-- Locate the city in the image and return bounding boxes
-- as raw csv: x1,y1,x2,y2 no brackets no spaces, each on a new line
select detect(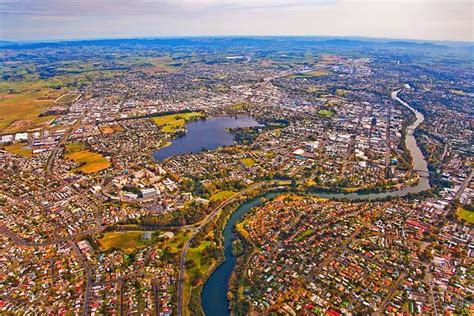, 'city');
0,2,473,314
